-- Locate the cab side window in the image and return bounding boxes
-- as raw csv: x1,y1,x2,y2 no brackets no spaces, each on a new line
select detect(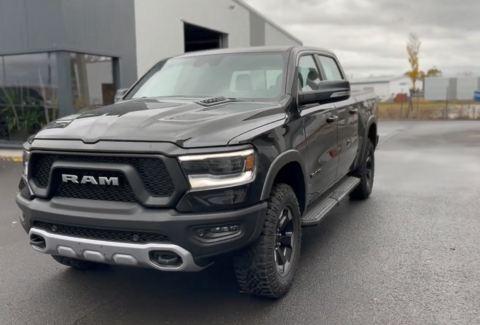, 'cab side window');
298,55,321,92
316,55,343,81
